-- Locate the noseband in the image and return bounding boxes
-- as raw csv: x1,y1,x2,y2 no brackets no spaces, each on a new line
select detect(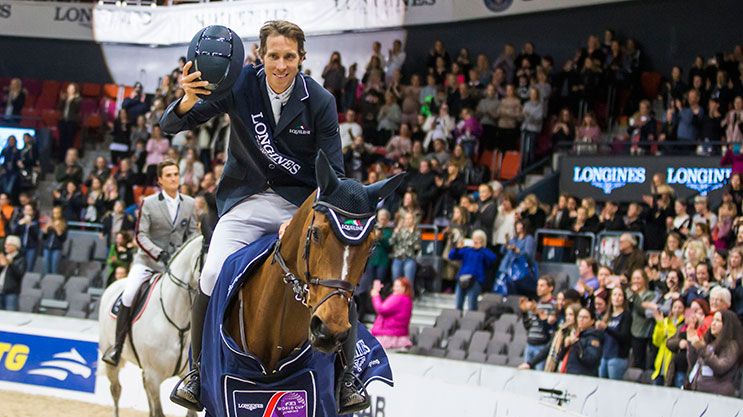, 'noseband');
272,202,372,313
